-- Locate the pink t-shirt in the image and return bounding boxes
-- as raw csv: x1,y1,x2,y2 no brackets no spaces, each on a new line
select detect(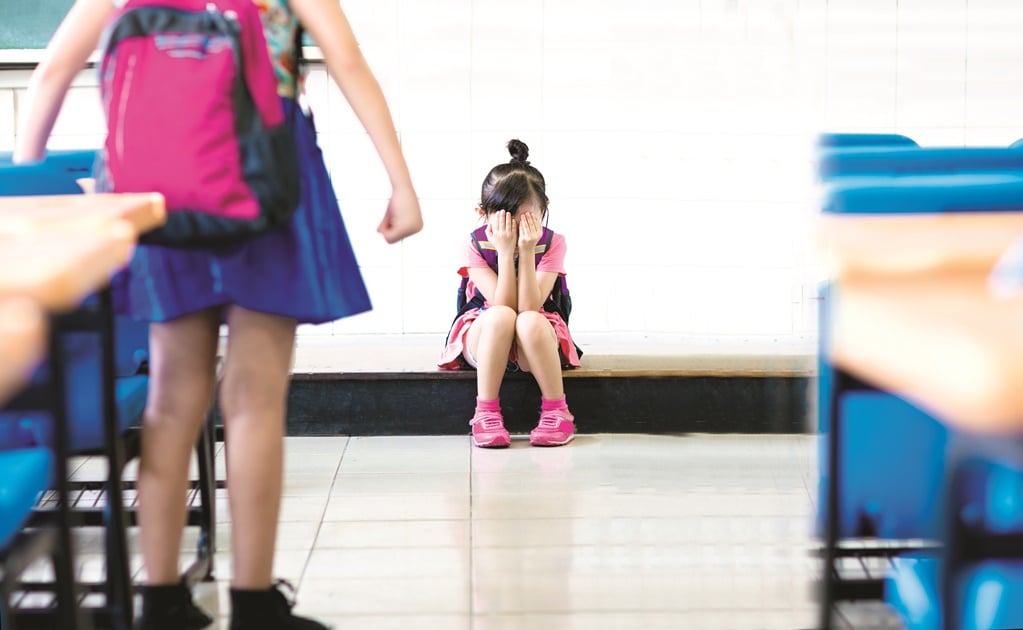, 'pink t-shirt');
458,232,567,302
